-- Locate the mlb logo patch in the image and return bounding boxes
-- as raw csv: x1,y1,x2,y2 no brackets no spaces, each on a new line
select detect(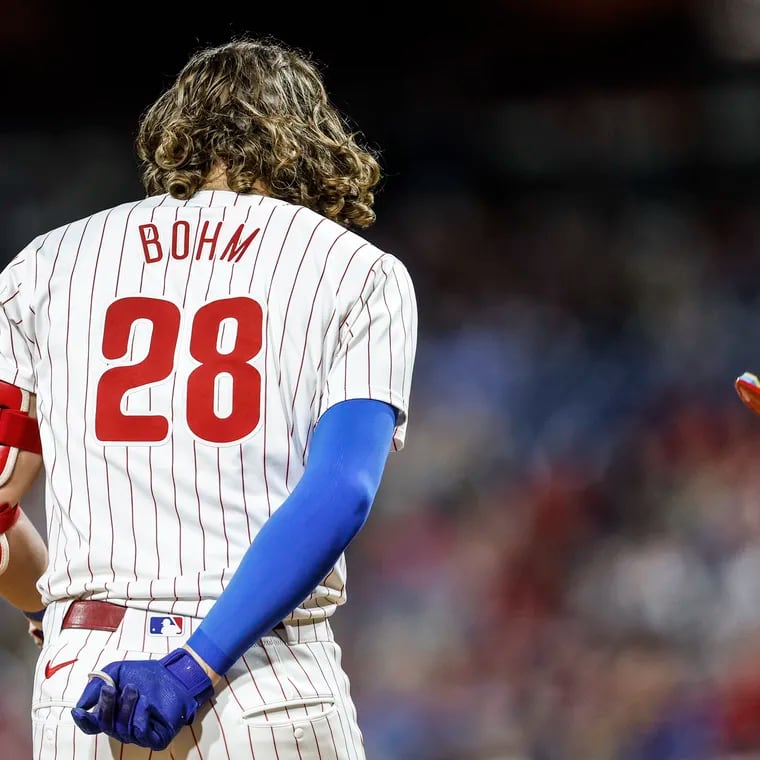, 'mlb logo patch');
148,615,184,637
